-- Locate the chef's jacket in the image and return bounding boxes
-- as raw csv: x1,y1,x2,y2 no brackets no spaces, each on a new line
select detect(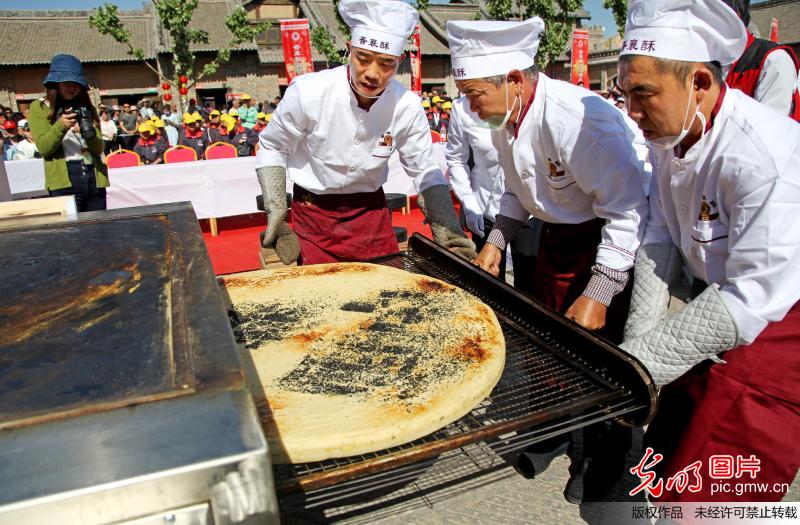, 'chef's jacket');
644,88,800,346
493,73,649,271
257,65,446,195
445,96,503,221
